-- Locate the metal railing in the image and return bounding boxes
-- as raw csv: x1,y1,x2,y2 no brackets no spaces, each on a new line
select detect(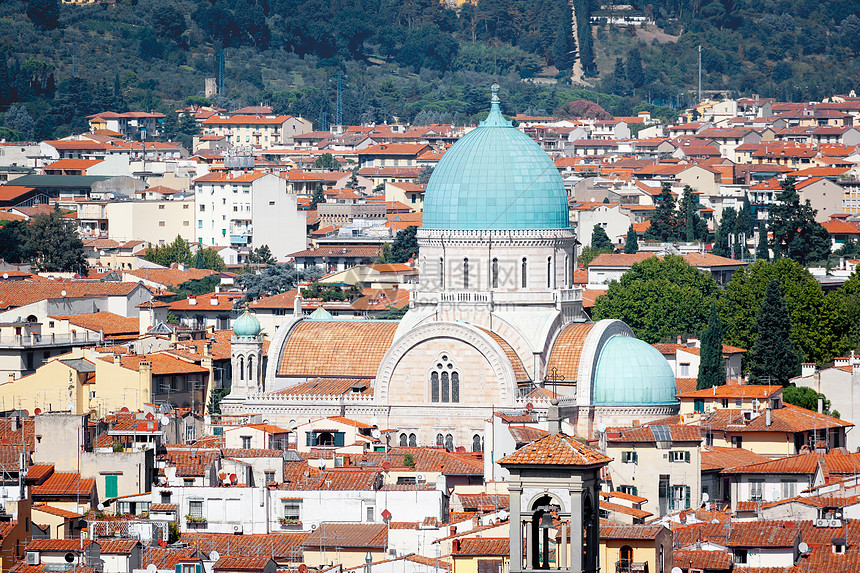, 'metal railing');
0,331,103,348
